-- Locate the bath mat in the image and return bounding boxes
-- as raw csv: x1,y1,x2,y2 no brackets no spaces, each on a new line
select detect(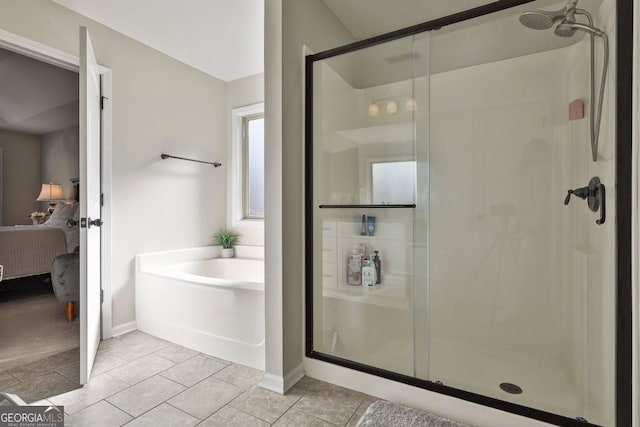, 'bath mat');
356,401,471,427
